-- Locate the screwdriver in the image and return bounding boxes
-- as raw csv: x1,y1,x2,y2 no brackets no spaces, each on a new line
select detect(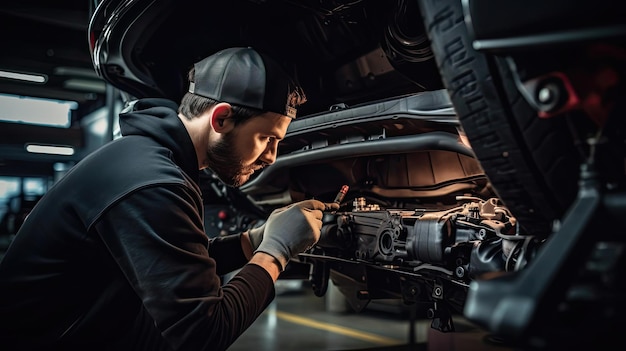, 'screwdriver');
333,185,349,204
